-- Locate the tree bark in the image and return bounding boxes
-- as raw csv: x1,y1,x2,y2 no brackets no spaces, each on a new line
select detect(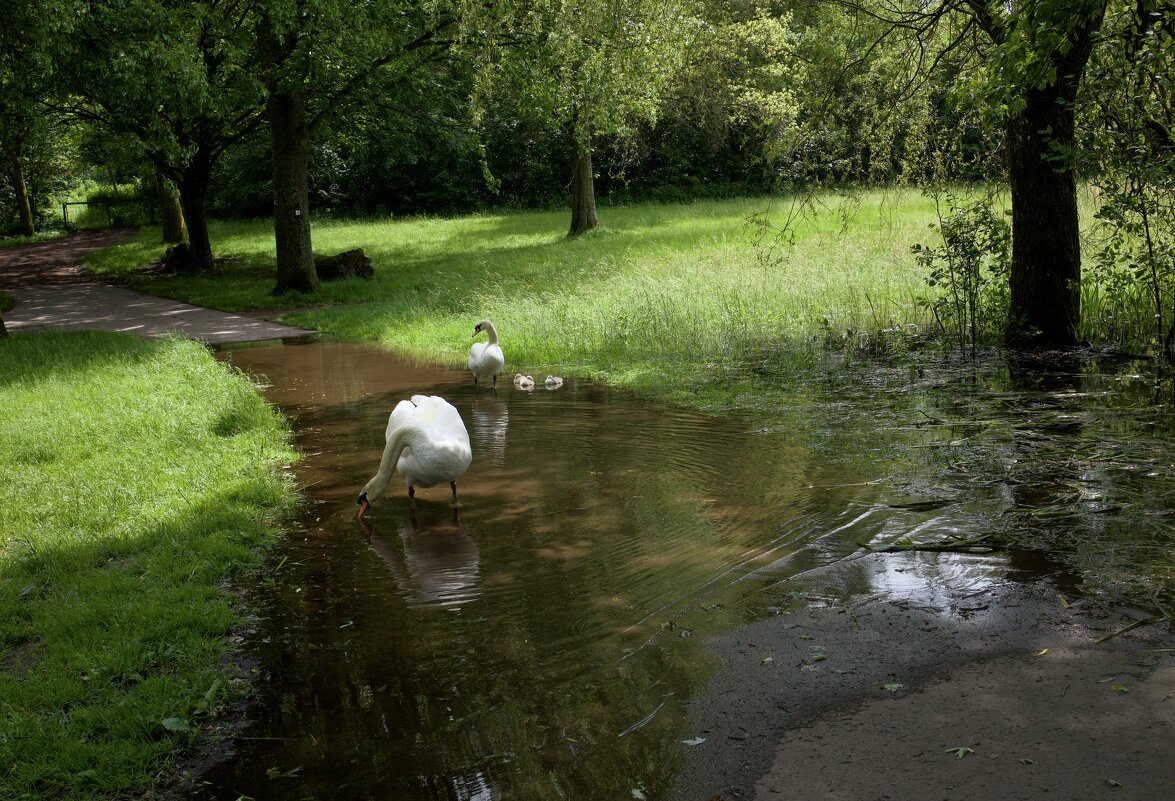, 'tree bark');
267,84,318,294
176,150,216,272
154,166,187,243
8,148,35,236
1003,4,1105,348
260,10,319,296
1004,90,1082,347
568,140,598,236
